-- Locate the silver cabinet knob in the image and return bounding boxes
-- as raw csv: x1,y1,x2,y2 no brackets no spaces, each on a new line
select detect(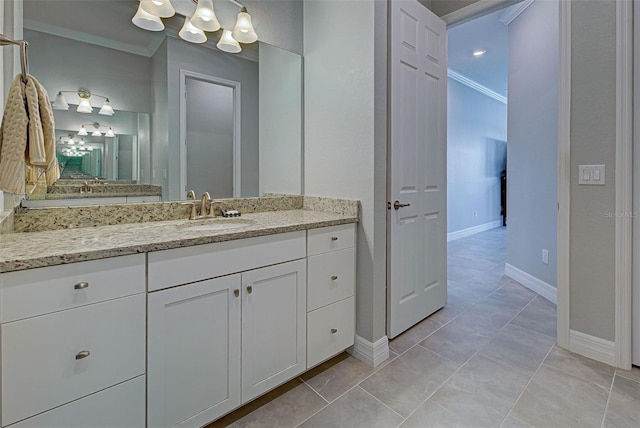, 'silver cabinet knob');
331,275,338,280
74,282,89,290
331,328,338,334
75,350,90,360
247,285,253,294
234,289,240,298
331,236,338,241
